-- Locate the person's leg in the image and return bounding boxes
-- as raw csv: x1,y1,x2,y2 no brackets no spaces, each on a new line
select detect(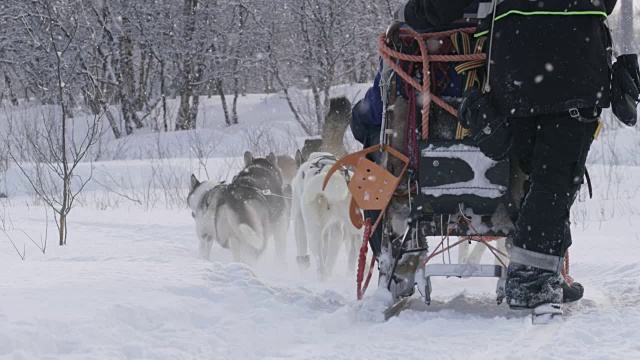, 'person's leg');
509,117,538,206
513,114,597,258
506,113,598,308
510,115,579,277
